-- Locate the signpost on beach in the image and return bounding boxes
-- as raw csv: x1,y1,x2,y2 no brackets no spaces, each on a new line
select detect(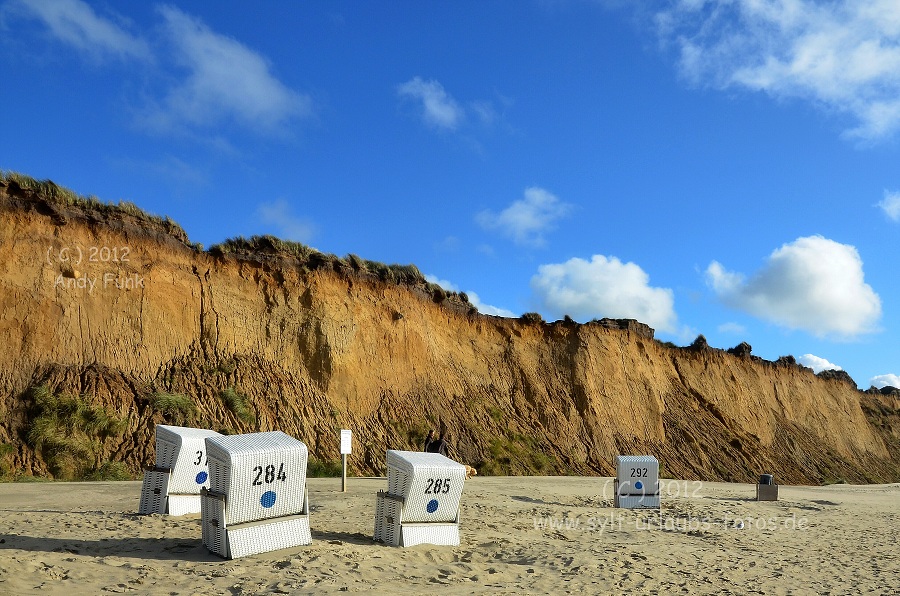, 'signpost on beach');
340,429,352,492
